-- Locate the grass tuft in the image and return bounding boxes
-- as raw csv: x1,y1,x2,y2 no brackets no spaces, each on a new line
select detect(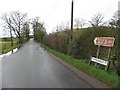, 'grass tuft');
43,44,119,88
